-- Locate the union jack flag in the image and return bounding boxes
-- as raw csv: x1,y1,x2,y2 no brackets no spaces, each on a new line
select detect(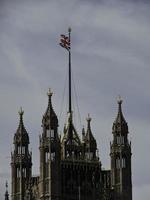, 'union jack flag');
59,34,70,51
